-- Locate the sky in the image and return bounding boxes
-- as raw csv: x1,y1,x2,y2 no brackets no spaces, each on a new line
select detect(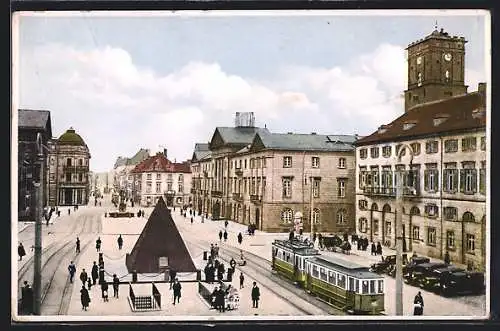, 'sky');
15,10,489,172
